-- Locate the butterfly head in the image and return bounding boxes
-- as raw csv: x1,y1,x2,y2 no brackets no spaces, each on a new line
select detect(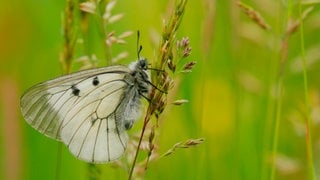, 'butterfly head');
129,58,148,71
137,58,148,71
